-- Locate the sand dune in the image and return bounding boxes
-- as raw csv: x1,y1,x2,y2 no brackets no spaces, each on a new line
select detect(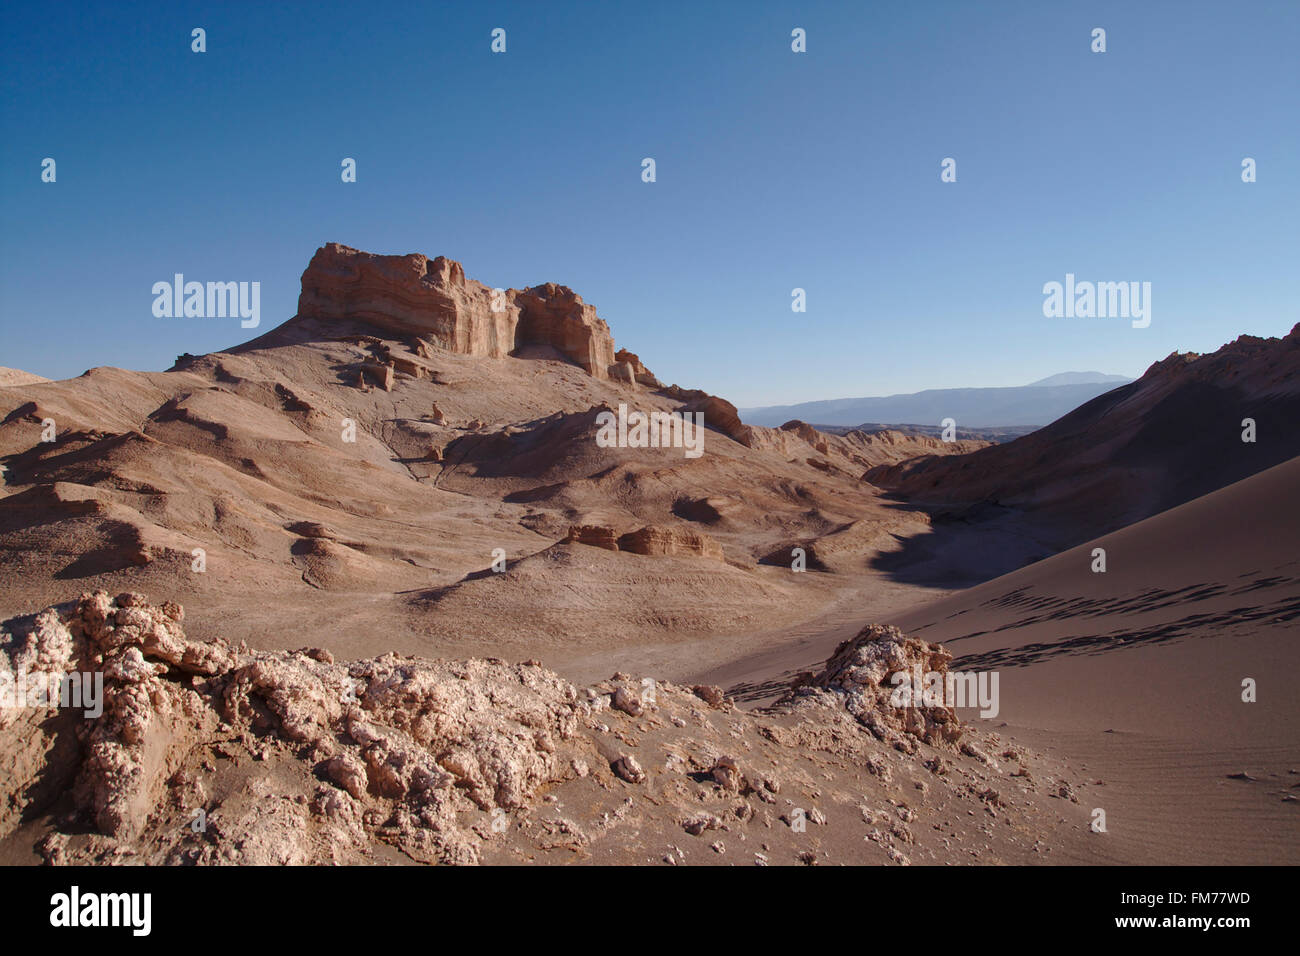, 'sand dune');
701,457,1300,864
892,457,1300,864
